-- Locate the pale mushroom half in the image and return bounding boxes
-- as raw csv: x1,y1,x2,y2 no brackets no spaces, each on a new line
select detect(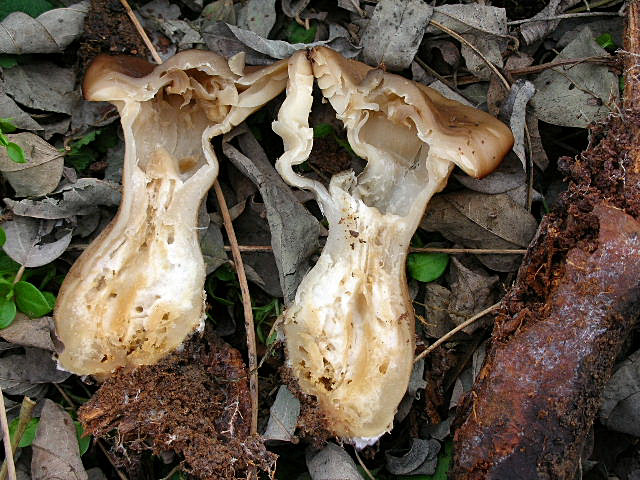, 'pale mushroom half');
273,48,513,444
55,51,288,376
